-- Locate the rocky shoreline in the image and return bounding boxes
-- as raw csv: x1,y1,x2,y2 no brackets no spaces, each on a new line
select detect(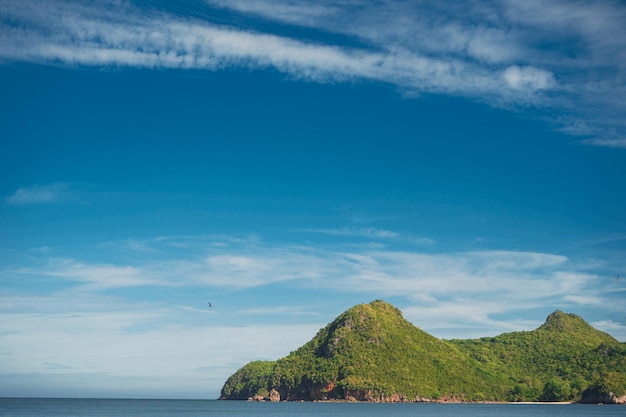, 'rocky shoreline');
242,389,625,404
